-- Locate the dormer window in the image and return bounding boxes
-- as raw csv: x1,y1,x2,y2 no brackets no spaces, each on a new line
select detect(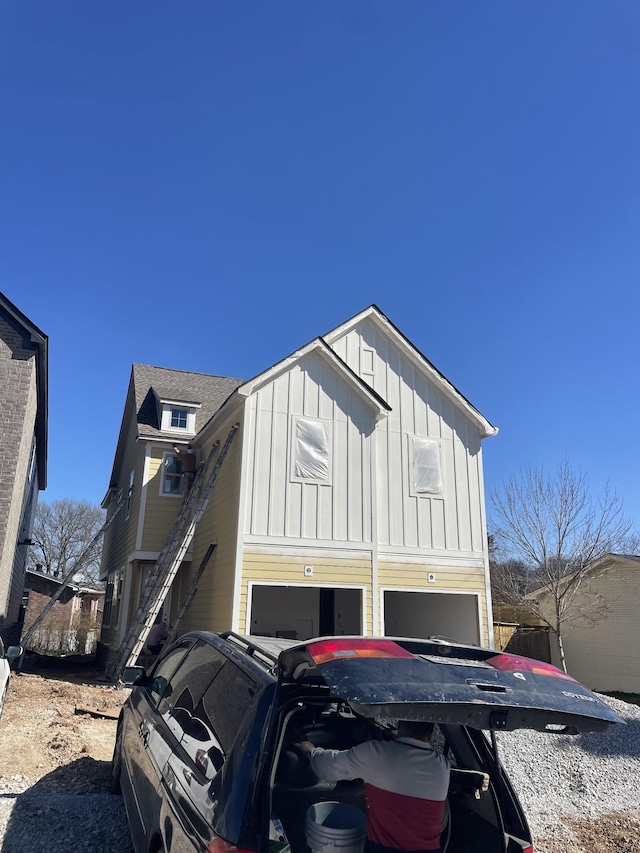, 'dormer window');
170,408,188,429
158,399,200,433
